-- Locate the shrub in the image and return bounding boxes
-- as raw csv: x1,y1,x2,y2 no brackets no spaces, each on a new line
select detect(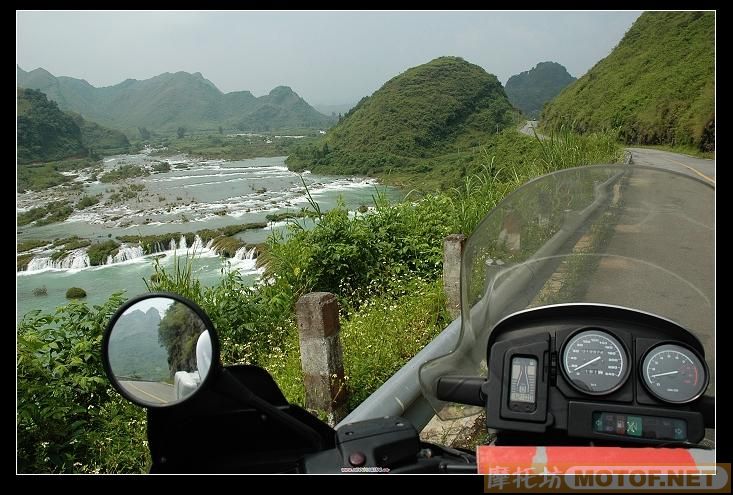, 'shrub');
17,294,149,473
65,287,87,299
